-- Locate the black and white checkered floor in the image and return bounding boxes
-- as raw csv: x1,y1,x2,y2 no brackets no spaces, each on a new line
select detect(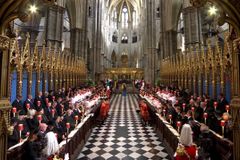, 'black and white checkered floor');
77,94,170,160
